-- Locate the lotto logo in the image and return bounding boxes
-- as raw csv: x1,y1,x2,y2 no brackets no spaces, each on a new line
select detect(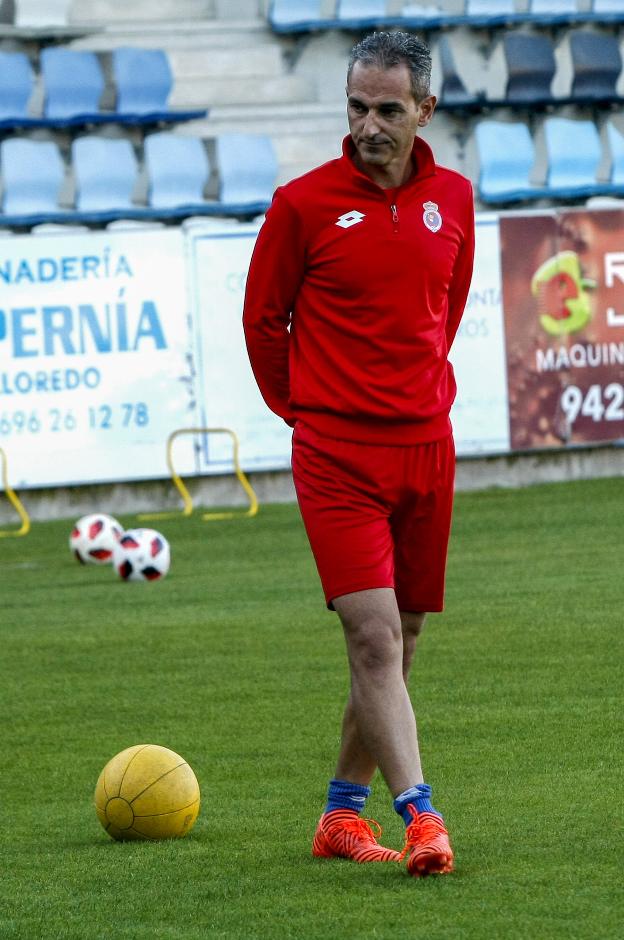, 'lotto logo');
336,210,365,229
